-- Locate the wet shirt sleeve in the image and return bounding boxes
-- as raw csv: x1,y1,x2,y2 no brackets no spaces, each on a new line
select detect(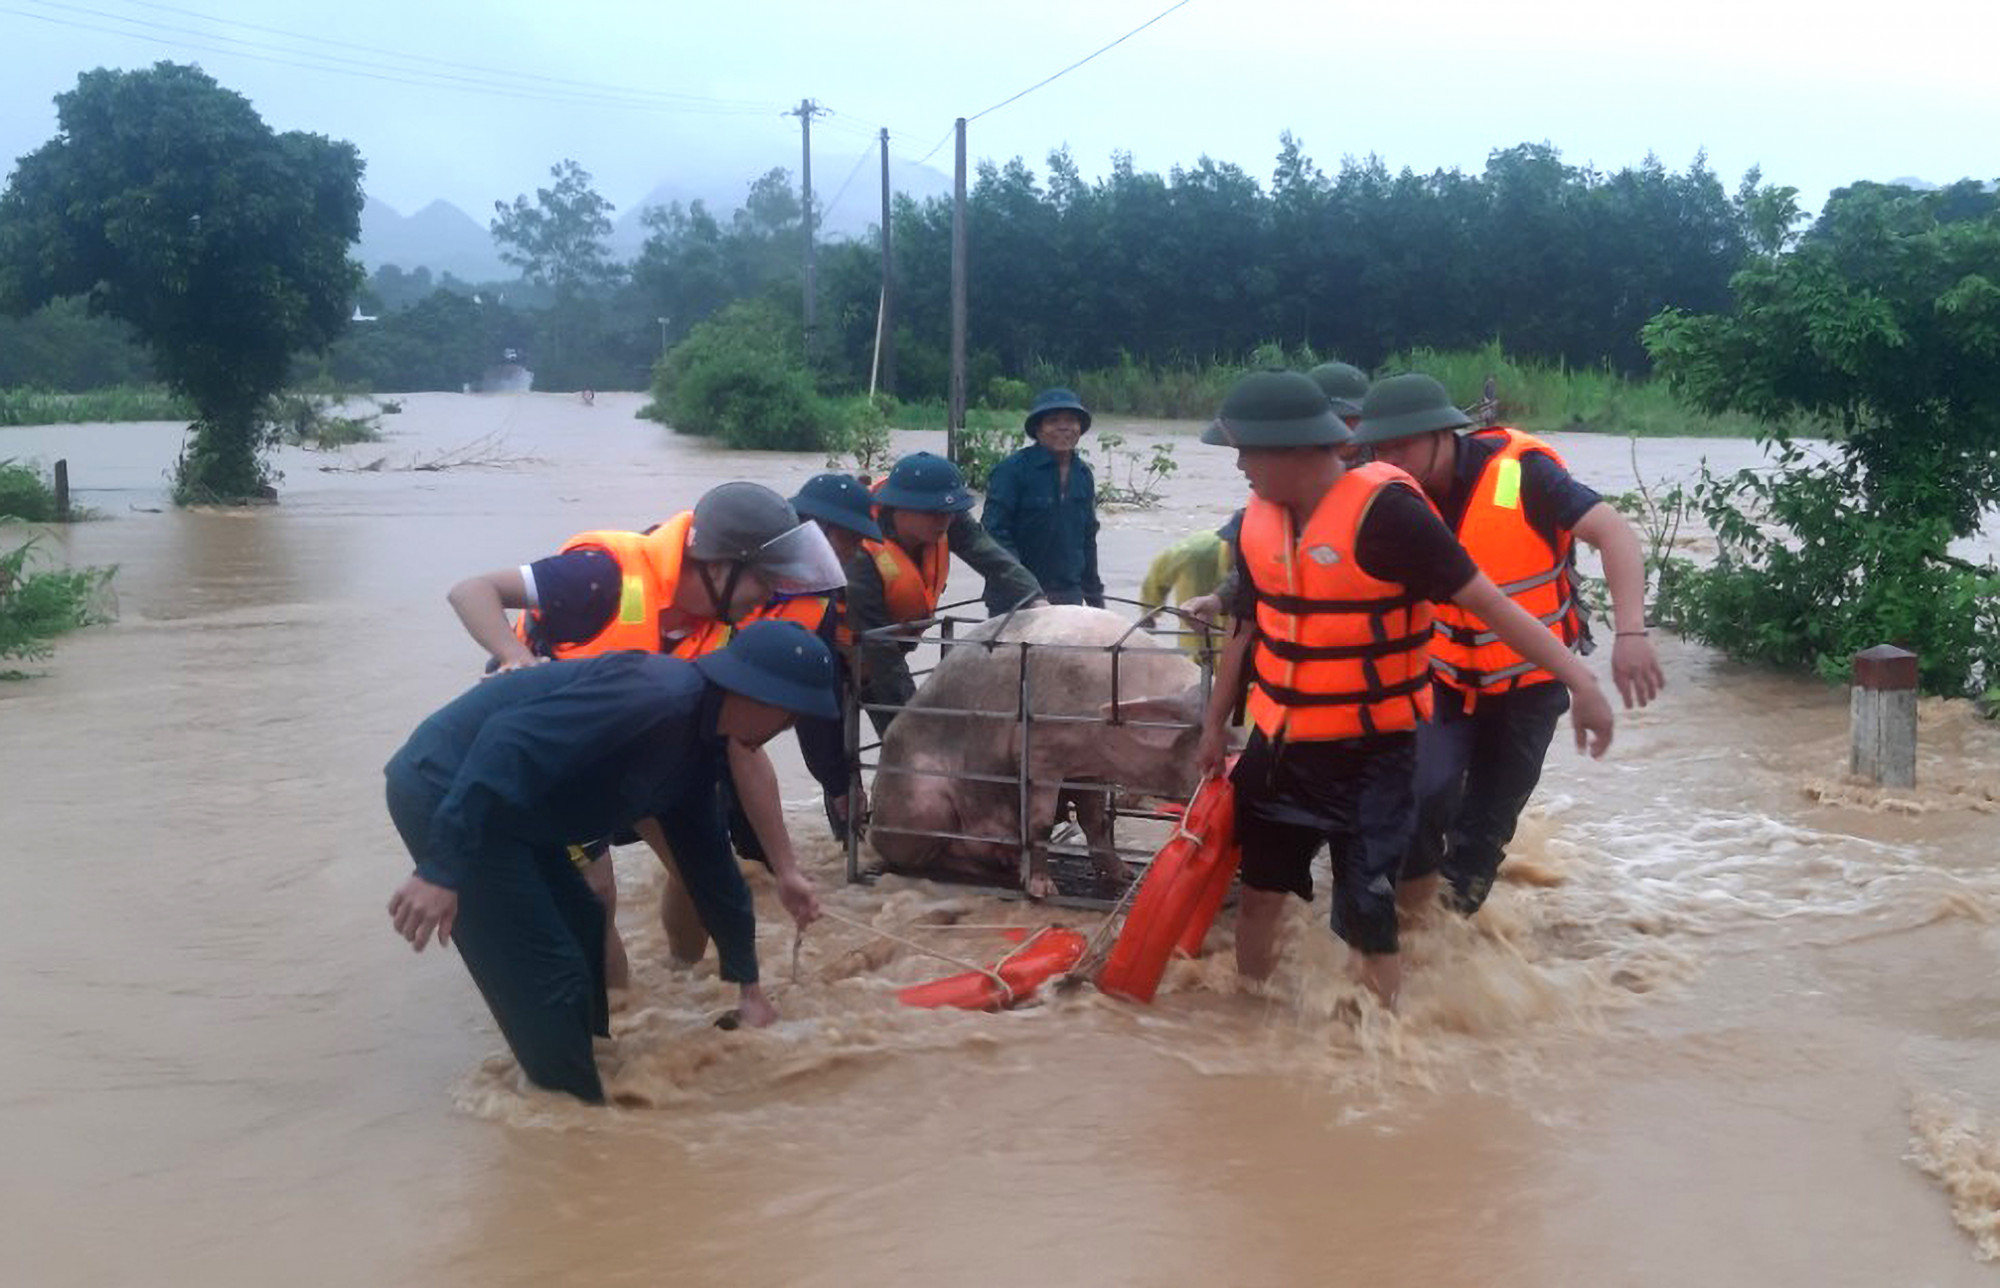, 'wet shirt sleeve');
1520,450,1603,546
1353,483,1479,604
522,548,622,652
949,511,1042,611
